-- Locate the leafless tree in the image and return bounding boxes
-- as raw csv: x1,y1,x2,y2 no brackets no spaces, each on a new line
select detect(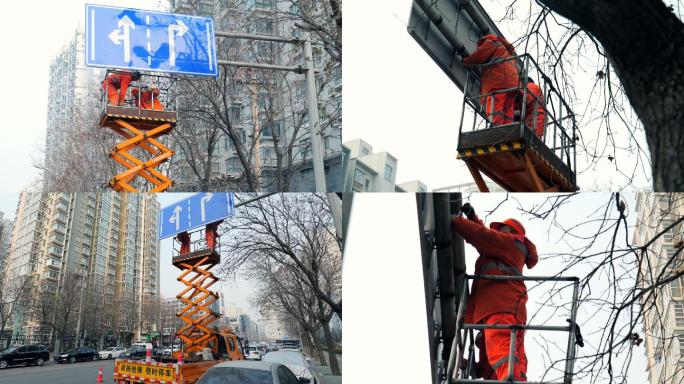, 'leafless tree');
247,249,341,374
35,271,84,354
218,193,342,372
0,274,31,348
488,0,684,190
37,91,117,192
